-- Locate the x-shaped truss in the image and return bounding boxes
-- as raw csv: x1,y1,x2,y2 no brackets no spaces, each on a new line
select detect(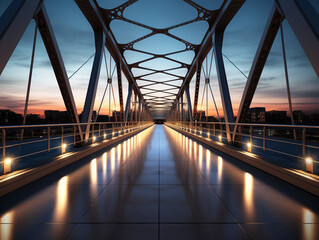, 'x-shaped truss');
97,0,219,118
